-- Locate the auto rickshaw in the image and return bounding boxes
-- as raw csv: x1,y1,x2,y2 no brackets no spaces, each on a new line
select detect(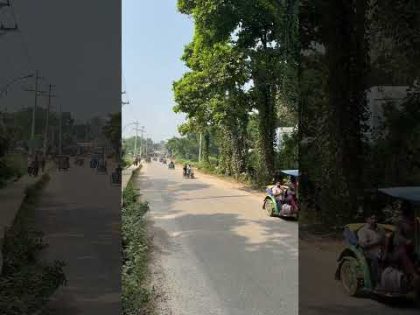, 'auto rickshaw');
262,169,299,218
335,186,420,301
90,154,101,168
57,155,70,171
